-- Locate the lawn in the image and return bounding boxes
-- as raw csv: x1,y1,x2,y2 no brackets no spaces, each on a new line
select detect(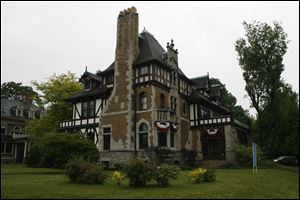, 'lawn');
1,164,299,199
